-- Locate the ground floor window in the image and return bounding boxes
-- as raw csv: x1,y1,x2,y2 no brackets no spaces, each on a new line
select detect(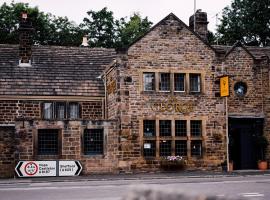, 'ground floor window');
37,129,60,155
83,129,104,155
143,119,203,158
